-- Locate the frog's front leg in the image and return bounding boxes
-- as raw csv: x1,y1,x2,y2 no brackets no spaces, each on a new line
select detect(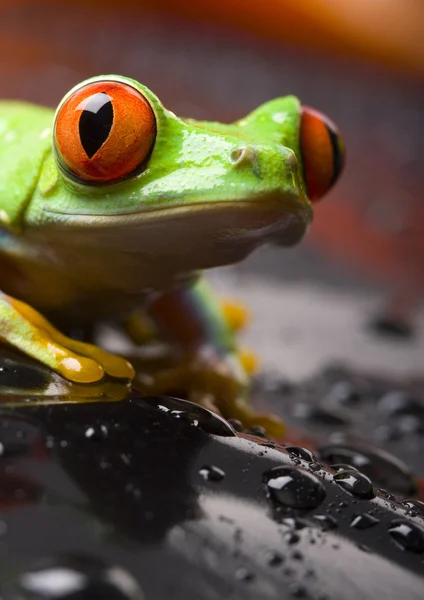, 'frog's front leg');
0,291,134,383
130,277,285,437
